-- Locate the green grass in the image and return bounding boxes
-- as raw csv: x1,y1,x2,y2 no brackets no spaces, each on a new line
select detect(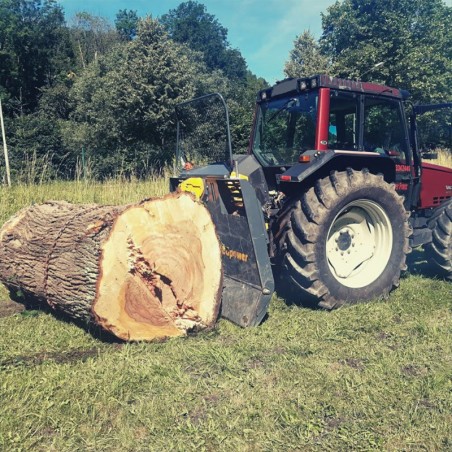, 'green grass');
0,176,170,225
0,180,451,451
